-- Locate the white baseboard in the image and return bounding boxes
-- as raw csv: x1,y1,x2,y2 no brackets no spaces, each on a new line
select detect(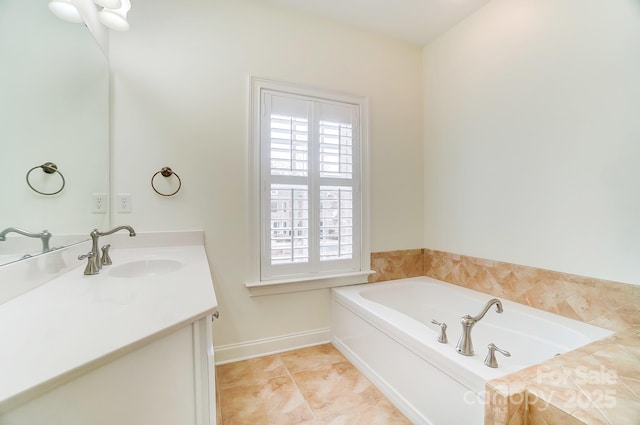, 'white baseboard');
214,328,330,365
